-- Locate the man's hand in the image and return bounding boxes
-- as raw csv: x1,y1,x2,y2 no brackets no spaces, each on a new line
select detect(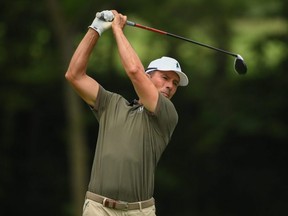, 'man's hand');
89,10,114,36
111,10,127,32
